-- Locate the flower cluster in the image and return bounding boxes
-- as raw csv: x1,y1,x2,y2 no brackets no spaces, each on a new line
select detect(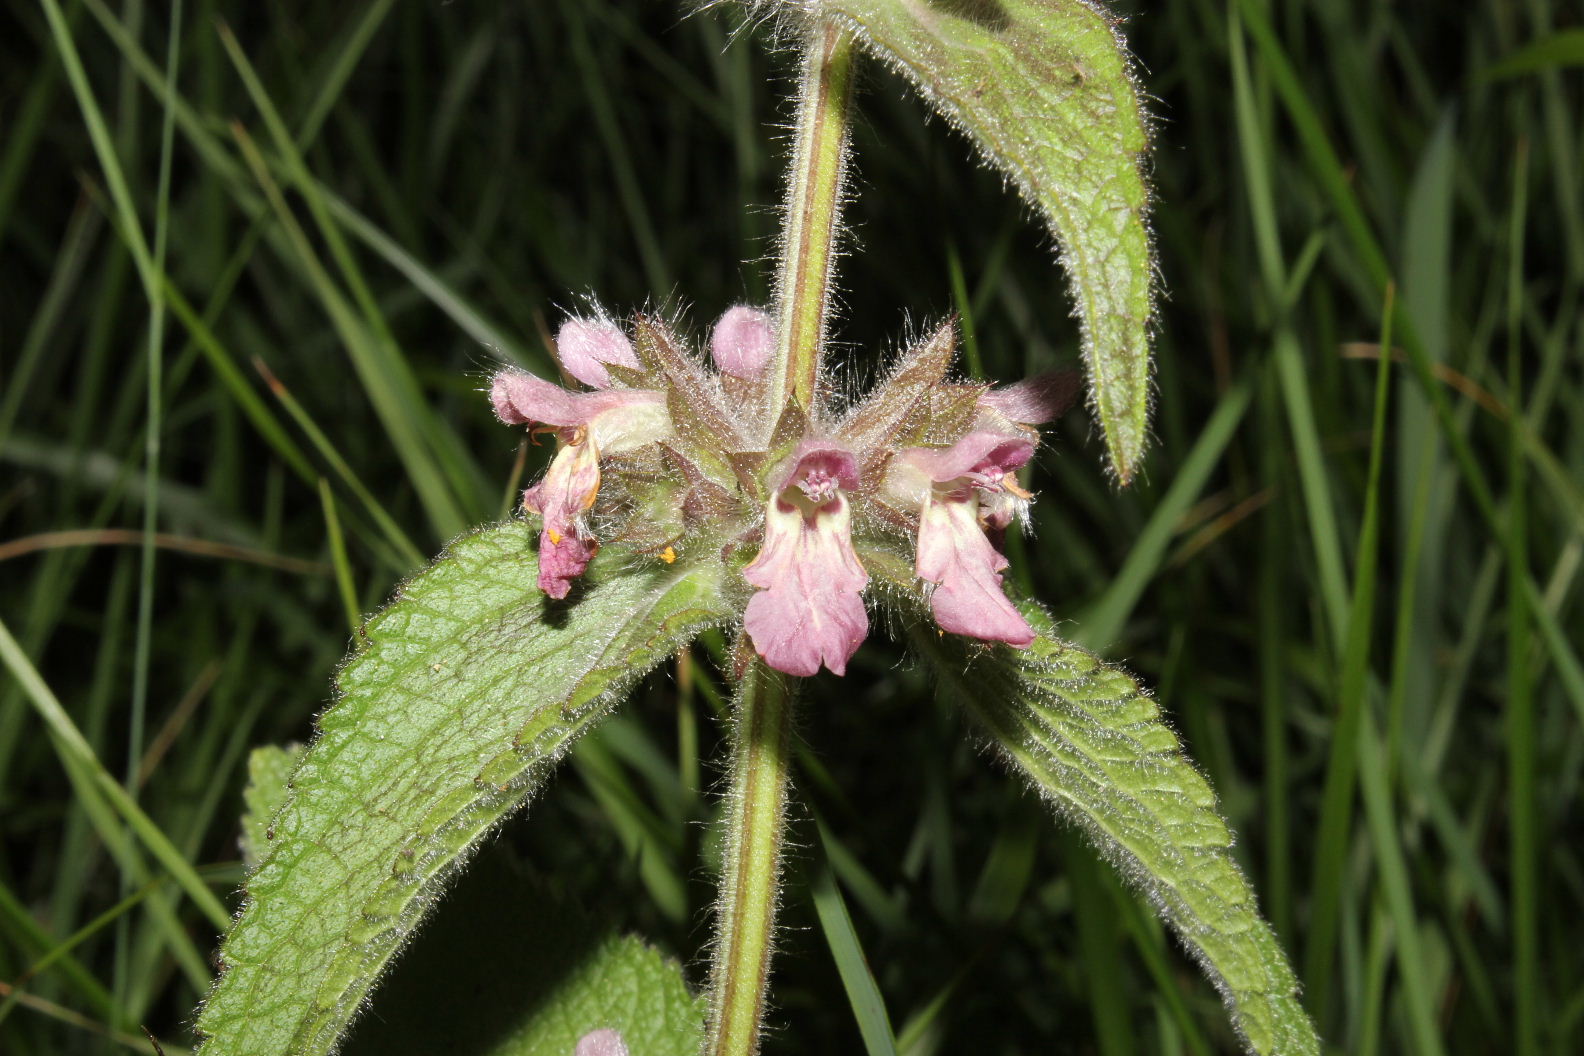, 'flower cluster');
489,308,1067,677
